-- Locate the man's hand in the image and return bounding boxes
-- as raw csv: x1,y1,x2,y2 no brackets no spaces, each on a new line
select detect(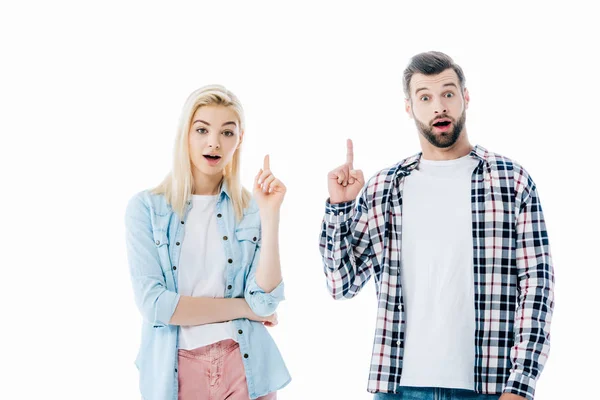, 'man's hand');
327,139,365,204
499,393,527,400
